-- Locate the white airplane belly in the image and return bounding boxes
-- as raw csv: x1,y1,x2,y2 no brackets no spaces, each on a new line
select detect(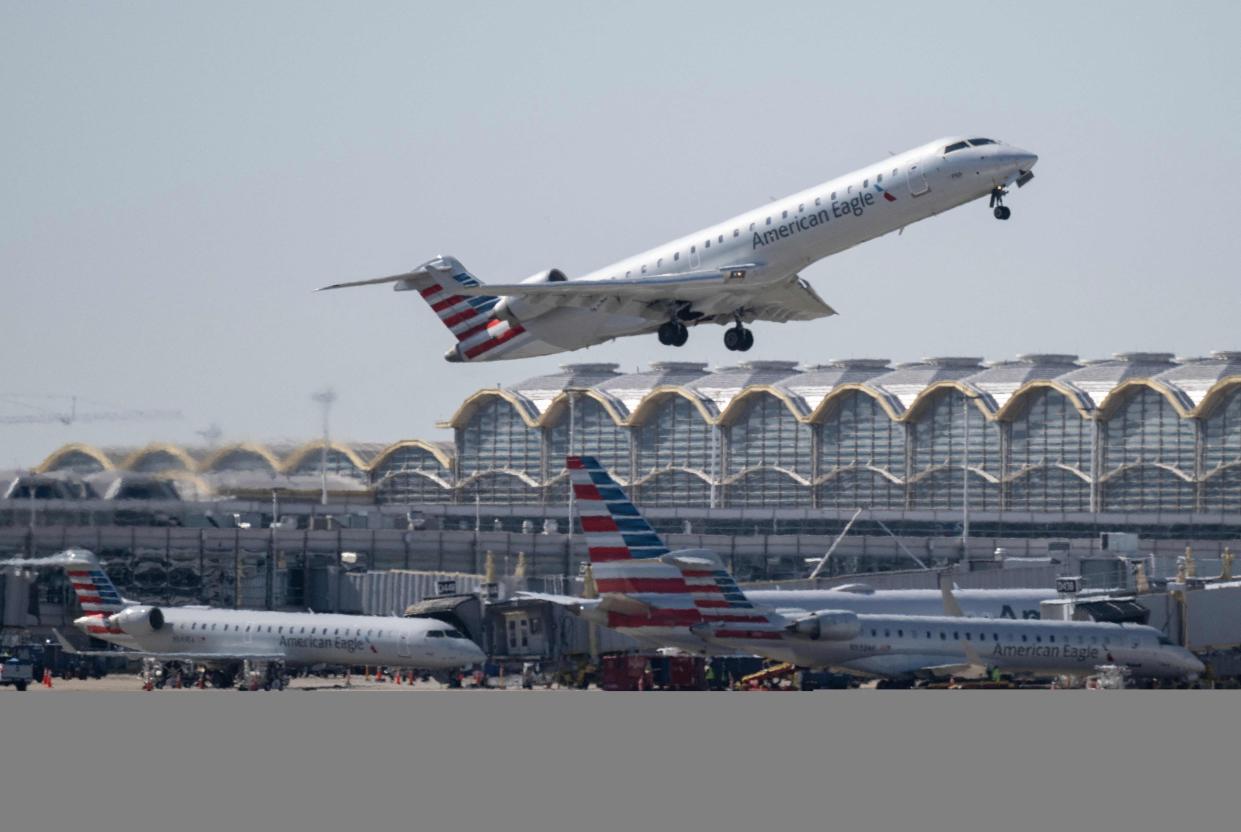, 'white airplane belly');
520,307,651,348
